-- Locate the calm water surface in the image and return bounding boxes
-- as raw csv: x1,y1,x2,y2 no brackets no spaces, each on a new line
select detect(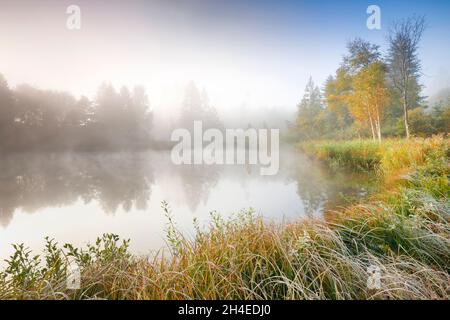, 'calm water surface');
0,148,373,259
